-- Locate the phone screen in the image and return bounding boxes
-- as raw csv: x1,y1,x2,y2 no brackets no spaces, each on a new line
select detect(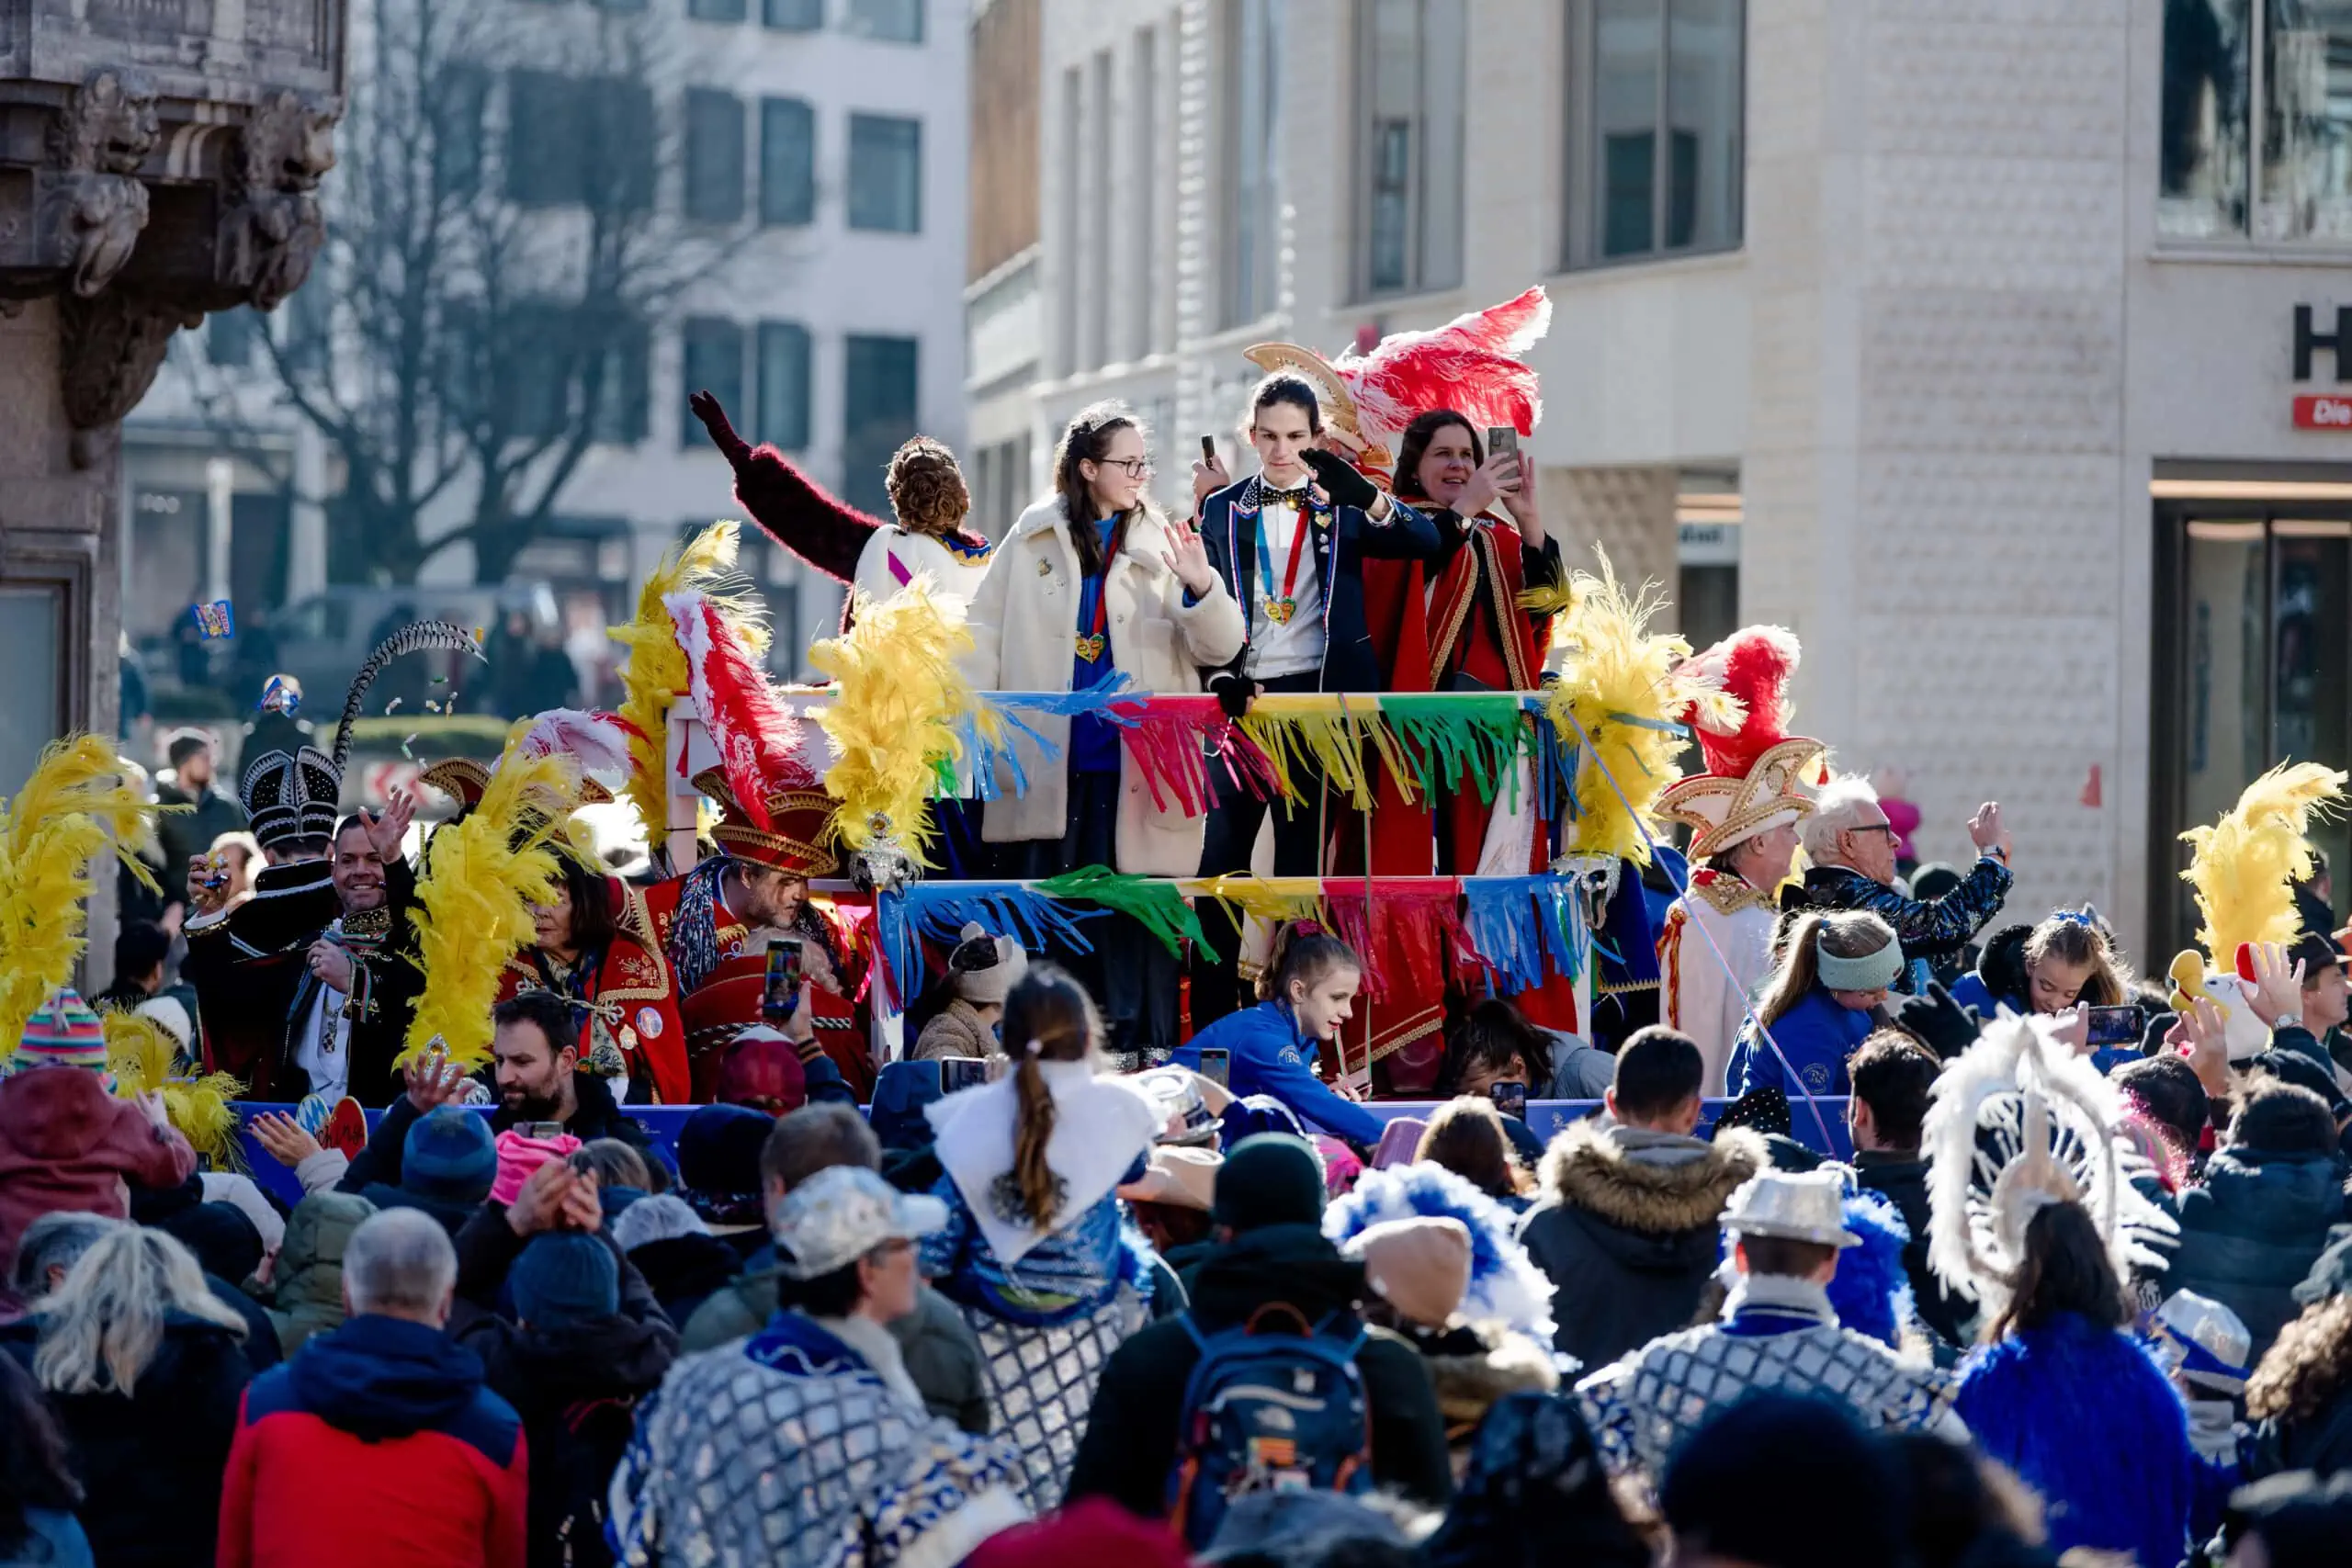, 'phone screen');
1487,1079,1528,1121
1201,434,1217,462
1198,1047,1230,1089
2083,1004,2146,1047
1485,425,1519,461
762,942,803,1022
940,1057,990,1094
